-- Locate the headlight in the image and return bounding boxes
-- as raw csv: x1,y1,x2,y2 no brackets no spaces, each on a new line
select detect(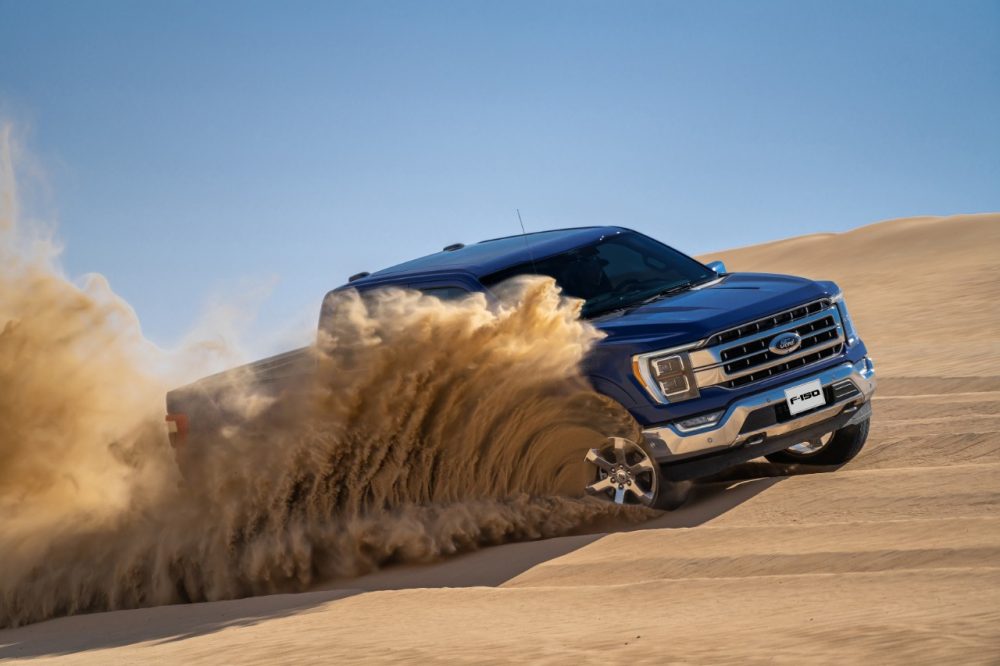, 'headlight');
632,349,700,403
831,292,859,345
